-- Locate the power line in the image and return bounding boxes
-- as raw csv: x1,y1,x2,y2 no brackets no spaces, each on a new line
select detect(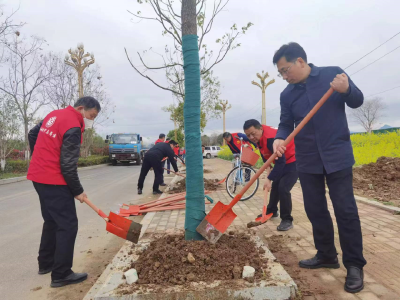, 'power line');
344,31,400,70
350,44,400,76
365,85,400,98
